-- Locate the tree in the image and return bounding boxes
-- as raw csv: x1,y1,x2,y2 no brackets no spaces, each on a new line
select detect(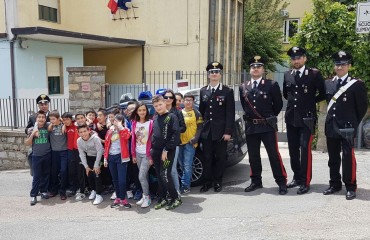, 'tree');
292,0,370,89
243,0,289,71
